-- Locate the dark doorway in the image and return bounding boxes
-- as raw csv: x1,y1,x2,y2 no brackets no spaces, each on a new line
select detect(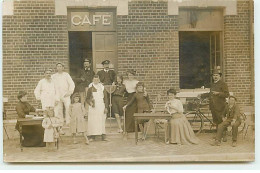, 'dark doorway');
179,31,211,89
69,31,92,79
